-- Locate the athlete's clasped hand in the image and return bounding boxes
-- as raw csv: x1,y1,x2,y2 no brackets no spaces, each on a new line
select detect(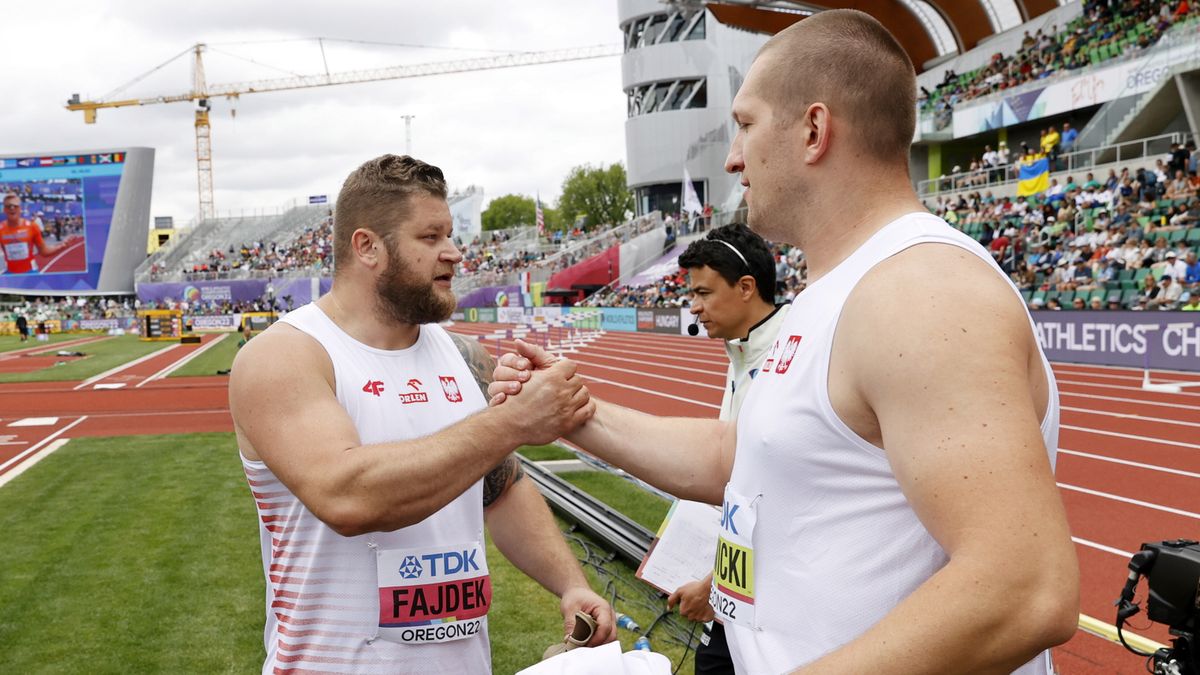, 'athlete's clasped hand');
490,341,593,444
